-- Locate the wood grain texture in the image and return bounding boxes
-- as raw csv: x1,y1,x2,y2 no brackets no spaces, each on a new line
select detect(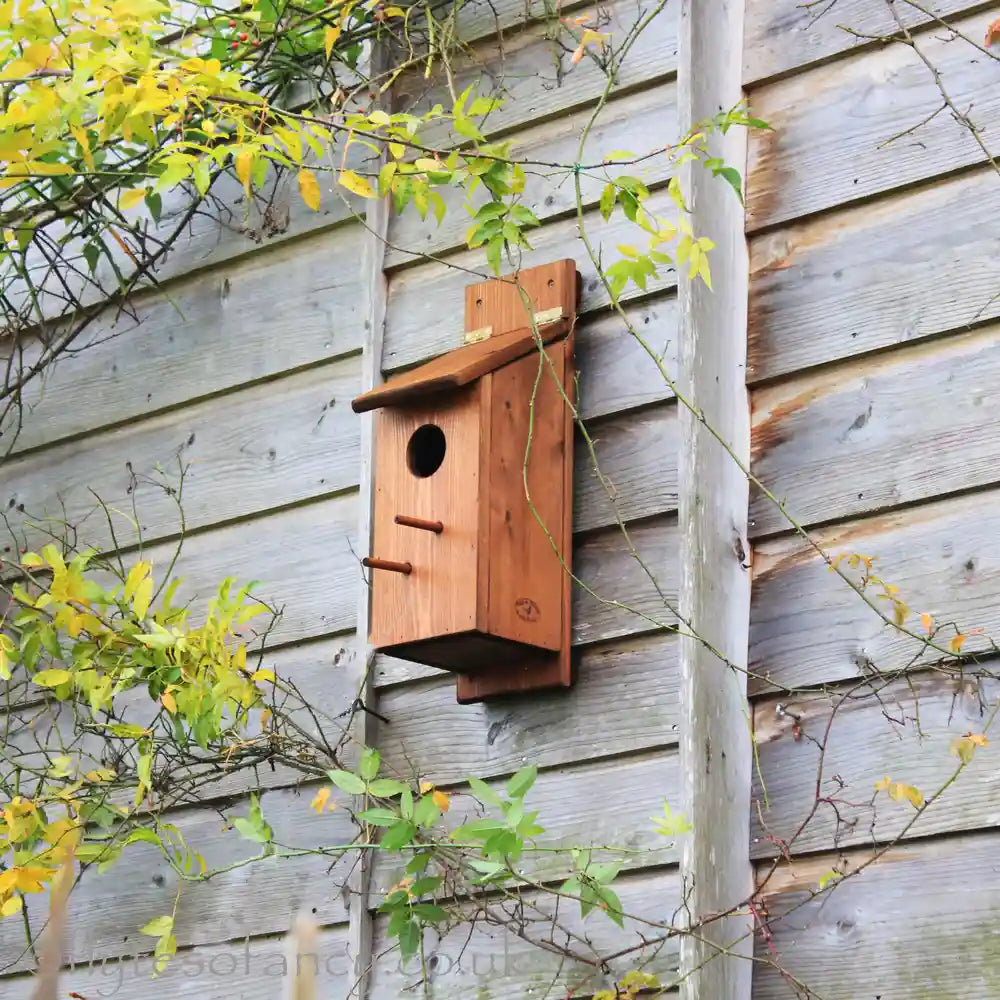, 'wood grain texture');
2,357,362,554
393,0,679,149
677,1,753,998
747,166,1000,383
372,750,682,894
746,9,1000,231
1,924,353,1000
4,223,368,454
385,84,679,270
136,494,360,650
376,631,680,779
743,0,990,86
750,322,1000,538
753,833,1000,1000
750,488,1000,694
368,870,681,1000
752,672,1000,859
369,388,482,646
384,191,678,373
